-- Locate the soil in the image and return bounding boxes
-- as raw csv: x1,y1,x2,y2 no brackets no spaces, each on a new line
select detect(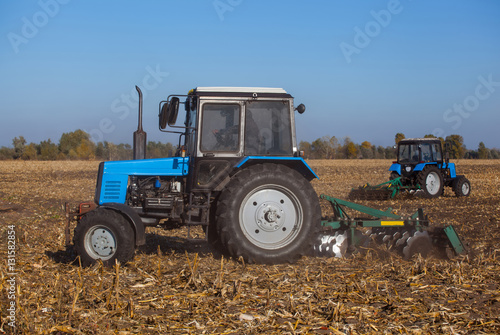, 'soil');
0,160,499,334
